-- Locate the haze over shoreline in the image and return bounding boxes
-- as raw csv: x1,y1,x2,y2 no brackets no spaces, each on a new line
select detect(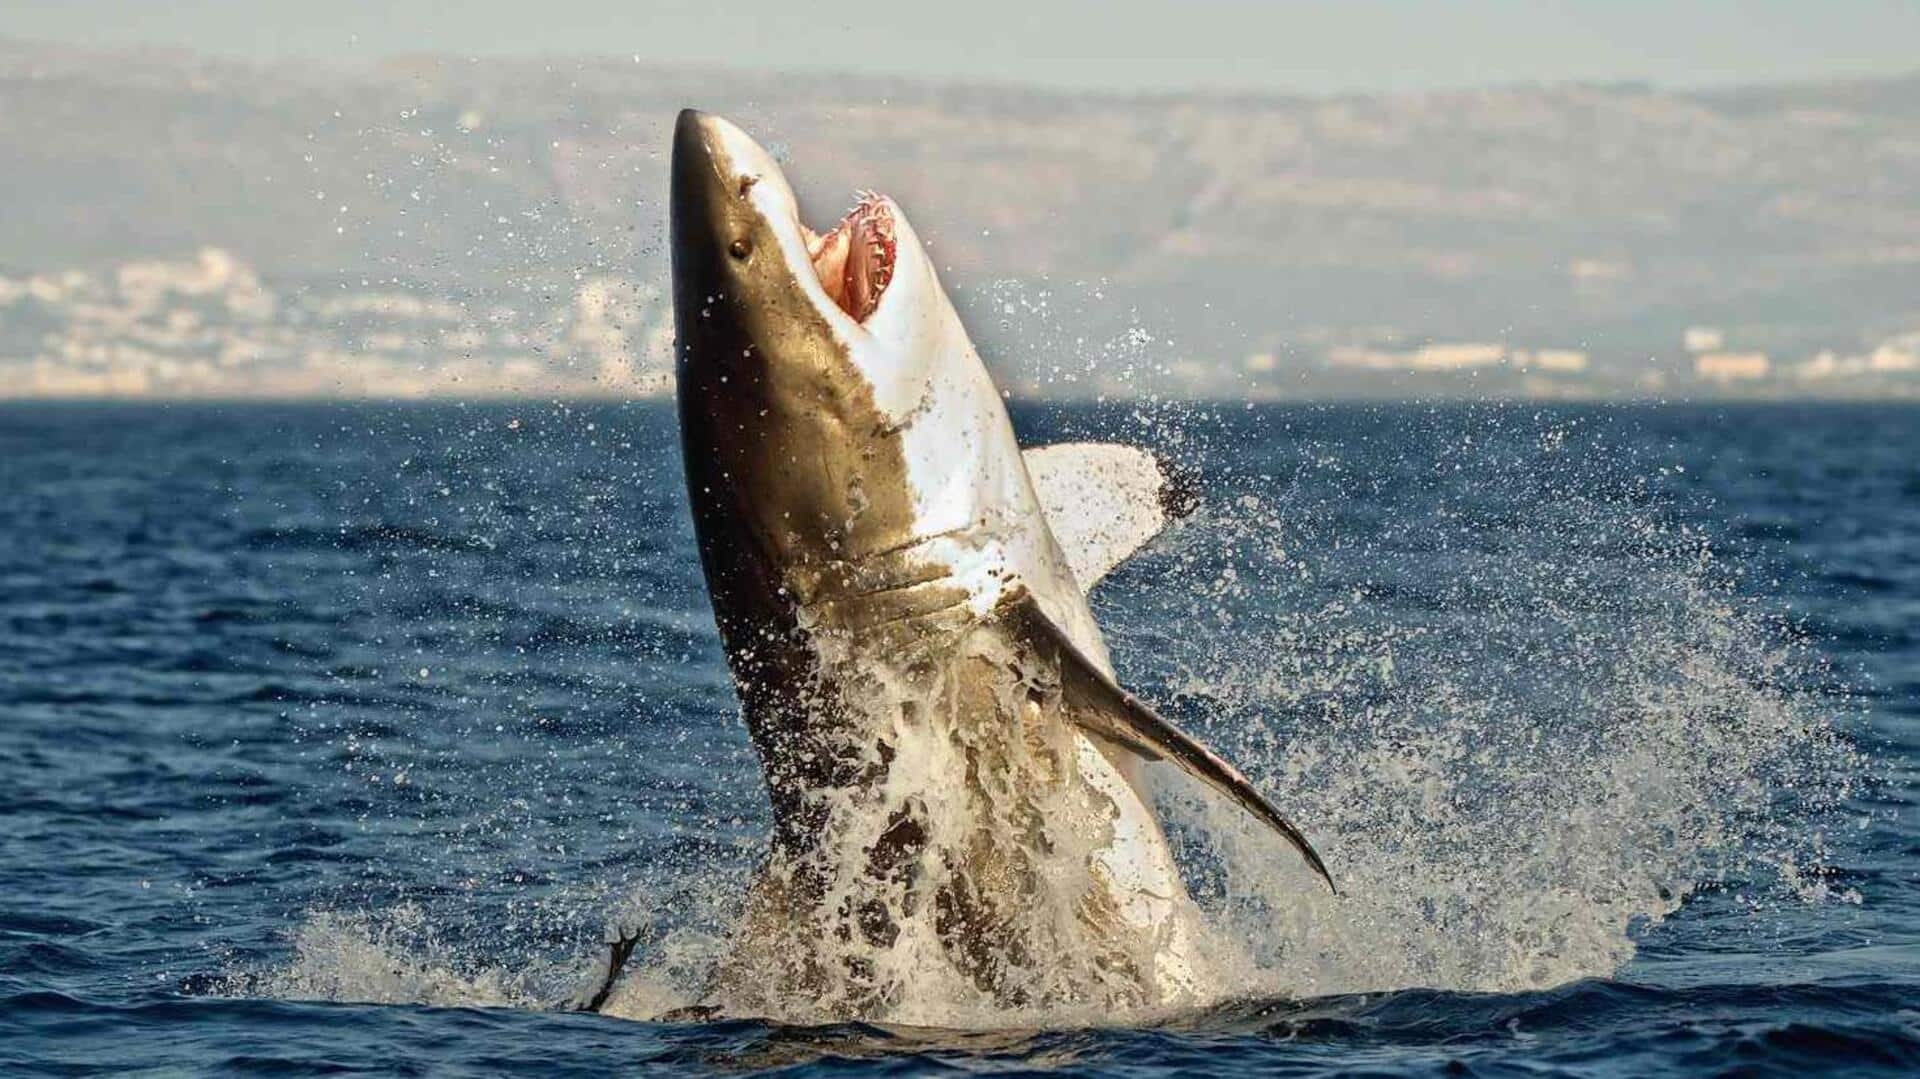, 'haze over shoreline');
2,36,1917,401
